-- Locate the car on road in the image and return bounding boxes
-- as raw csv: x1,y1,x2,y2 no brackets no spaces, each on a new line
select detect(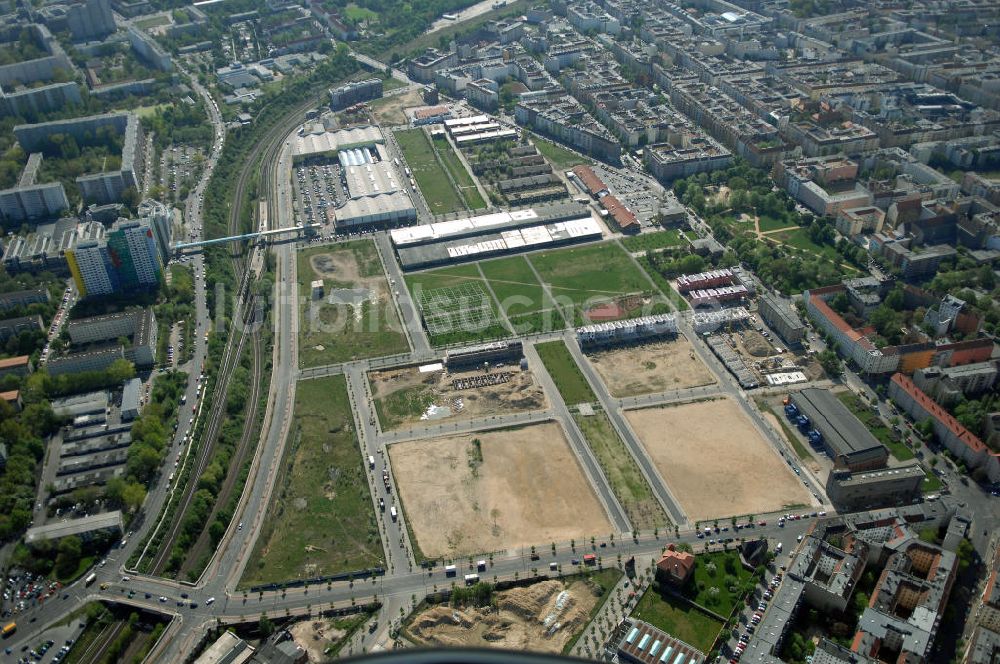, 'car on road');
159,596,167,602
206,597,215,605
